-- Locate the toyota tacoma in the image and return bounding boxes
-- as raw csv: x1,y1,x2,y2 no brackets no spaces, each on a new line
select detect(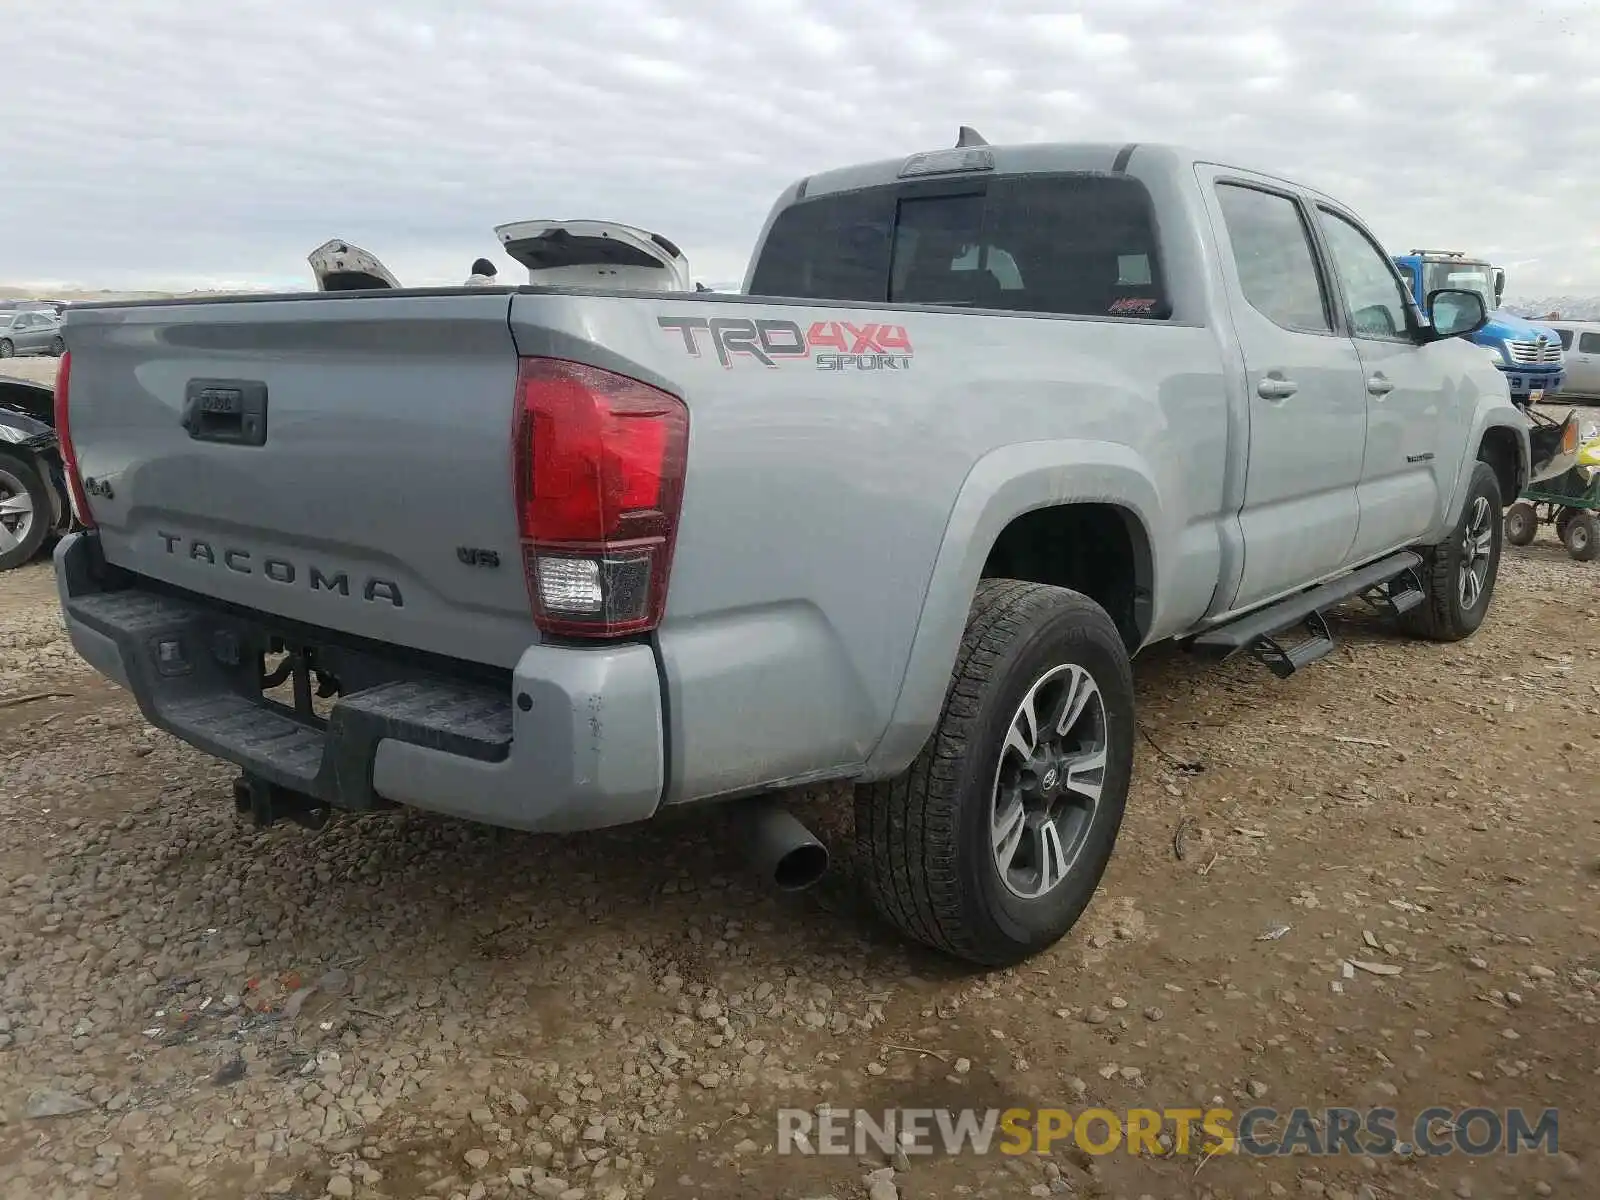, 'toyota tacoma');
51,132,1530,966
